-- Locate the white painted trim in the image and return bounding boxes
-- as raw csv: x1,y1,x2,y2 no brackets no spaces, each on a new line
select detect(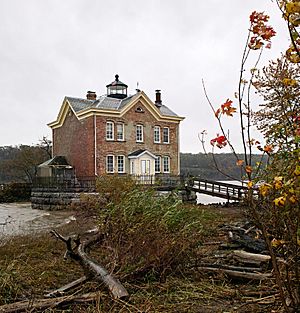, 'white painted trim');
128,150,158,160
